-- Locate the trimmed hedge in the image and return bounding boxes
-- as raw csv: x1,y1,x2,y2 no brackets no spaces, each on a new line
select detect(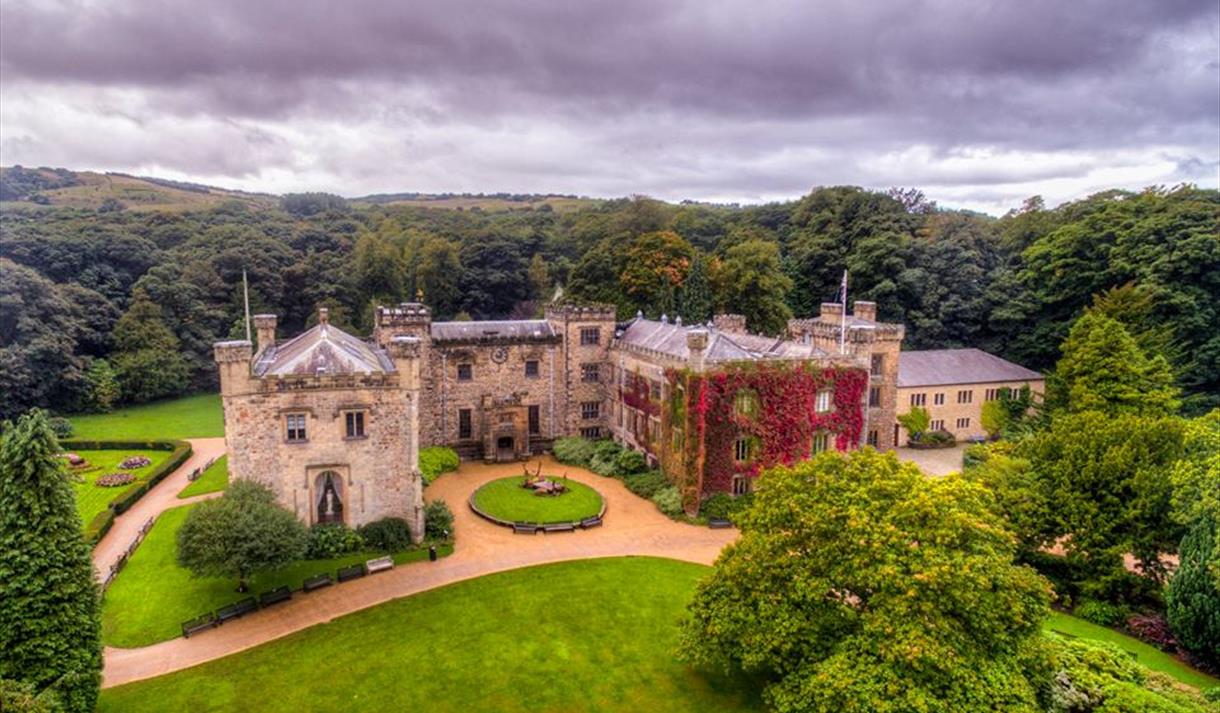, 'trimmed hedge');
552,437,594,466
419,446,460,484
84,509,116,545
61,439,193,530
